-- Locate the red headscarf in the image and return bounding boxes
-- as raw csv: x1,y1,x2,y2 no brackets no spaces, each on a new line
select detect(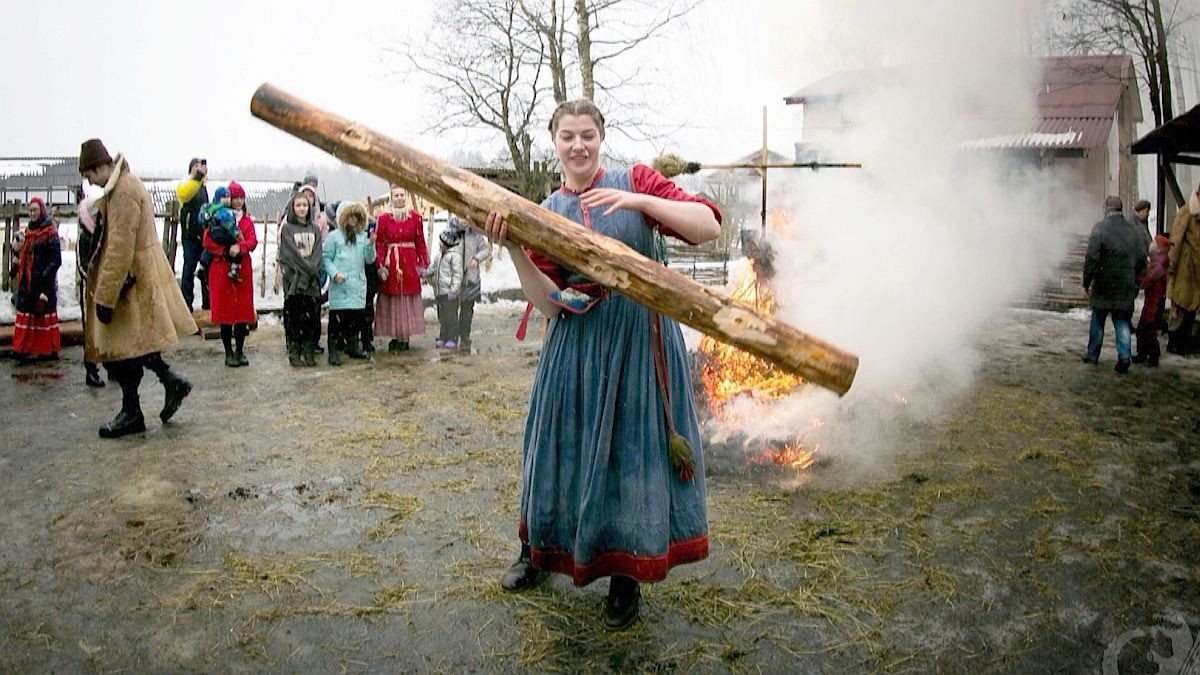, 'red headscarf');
17,198,58,292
